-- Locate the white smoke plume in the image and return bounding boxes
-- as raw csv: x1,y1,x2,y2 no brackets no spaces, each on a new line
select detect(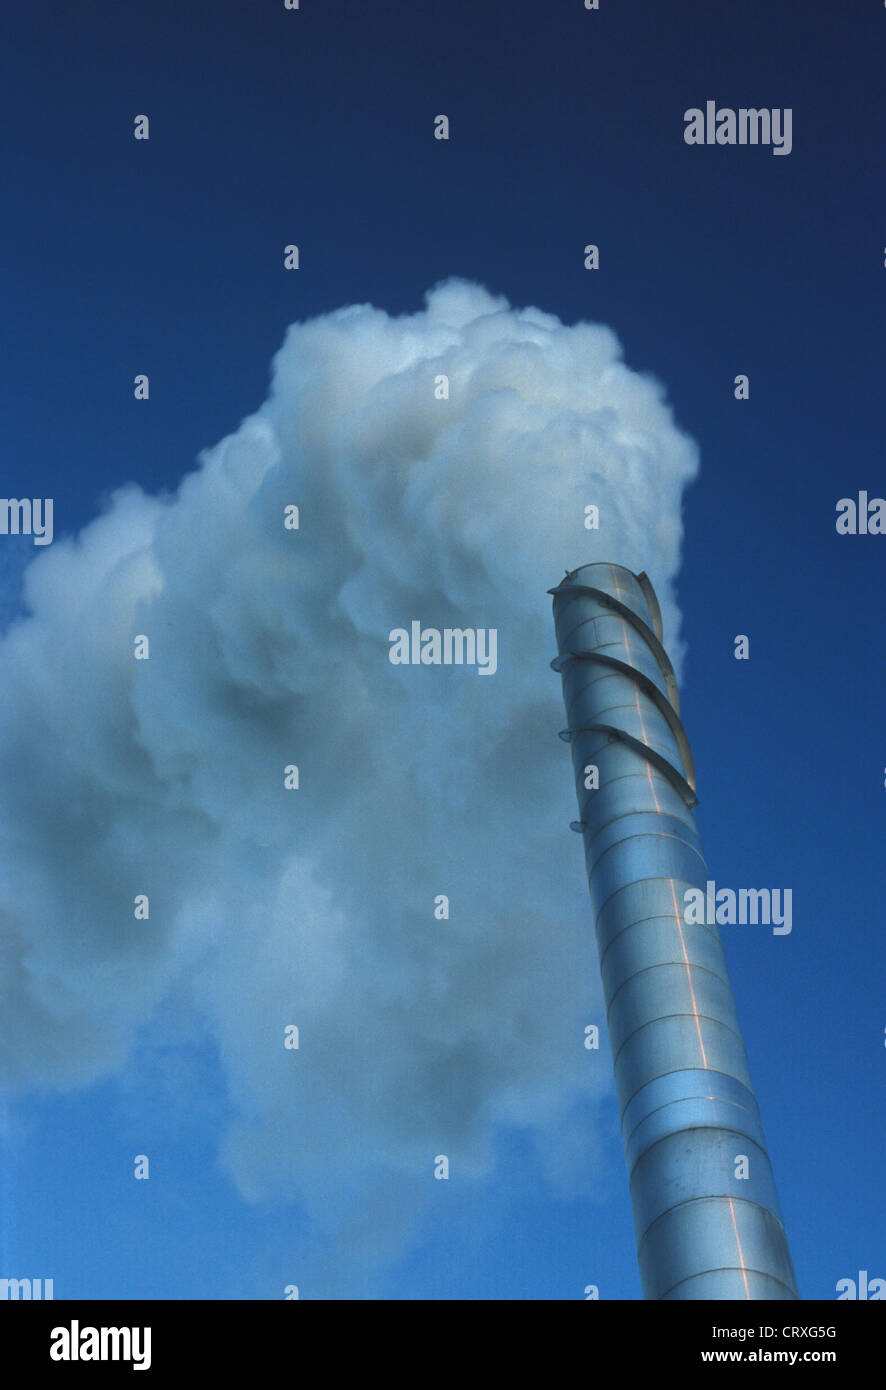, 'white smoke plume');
1,280,698,1218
